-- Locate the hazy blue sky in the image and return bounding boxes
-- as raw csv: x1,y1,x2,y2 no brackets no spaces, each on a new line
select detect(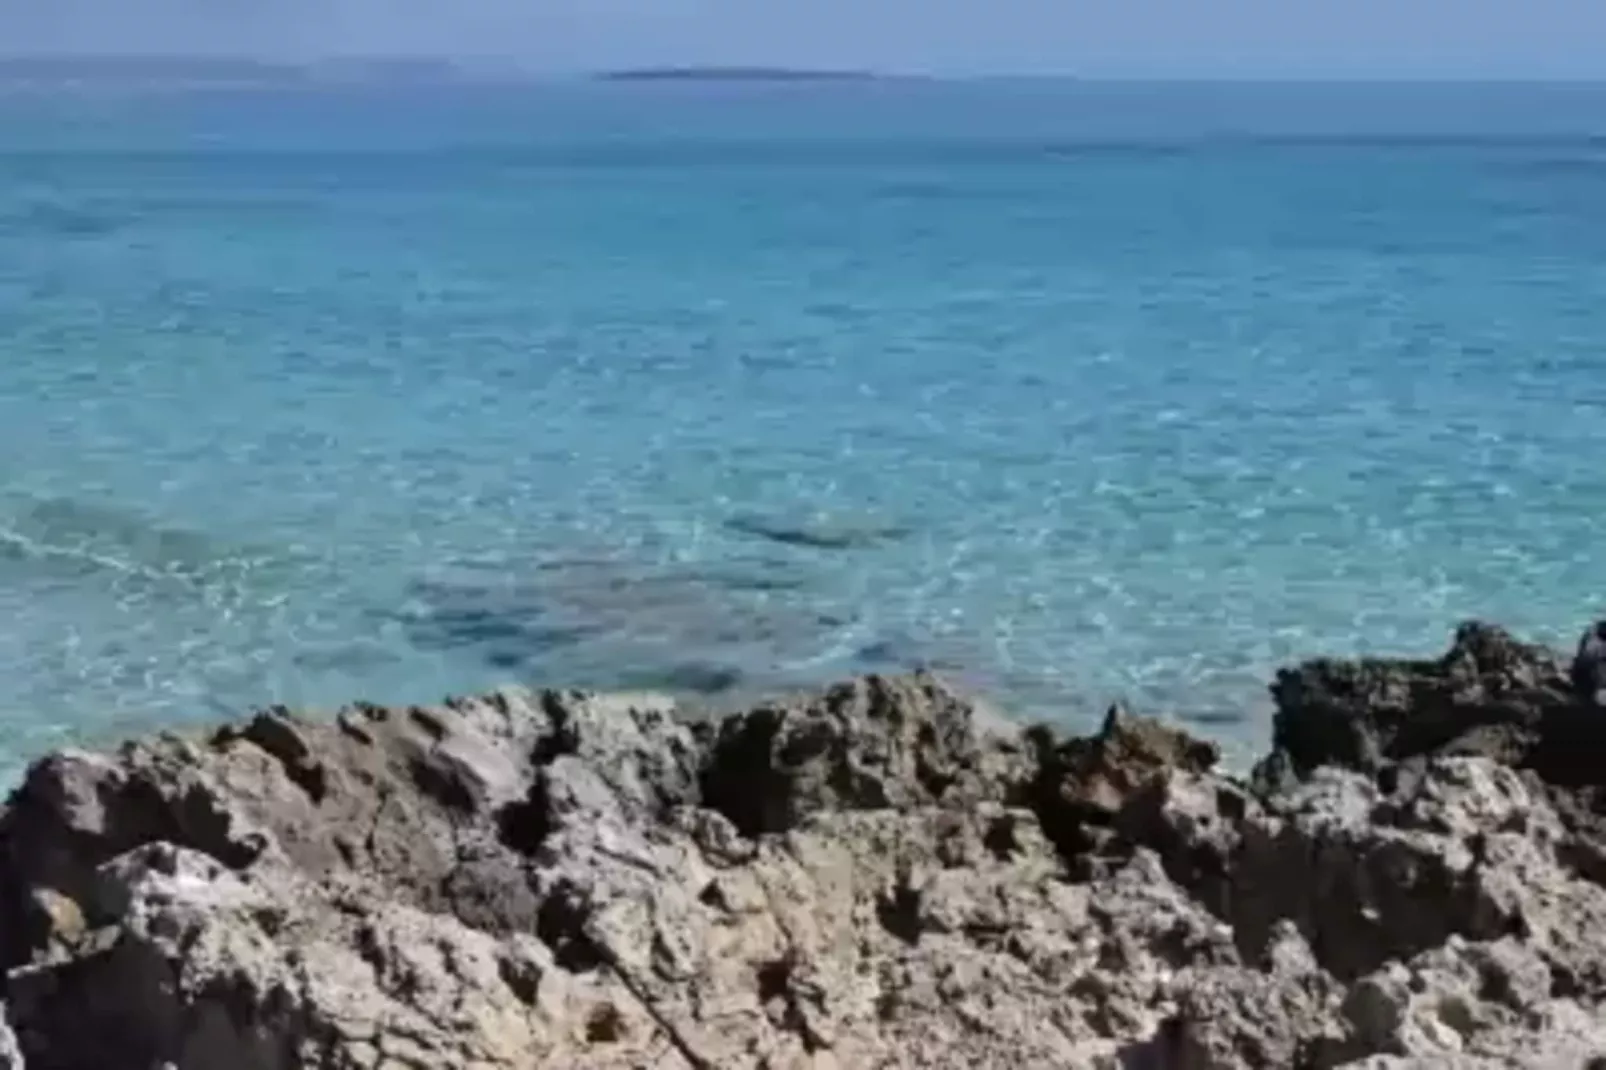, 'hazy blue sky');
1,0,1603,79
